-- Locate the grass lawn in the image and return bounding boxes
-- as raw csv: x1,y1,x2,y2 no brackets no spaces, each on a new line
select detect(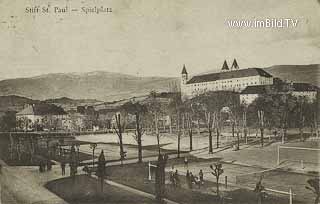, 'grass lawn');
45,175,157,204
107,158,300,204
